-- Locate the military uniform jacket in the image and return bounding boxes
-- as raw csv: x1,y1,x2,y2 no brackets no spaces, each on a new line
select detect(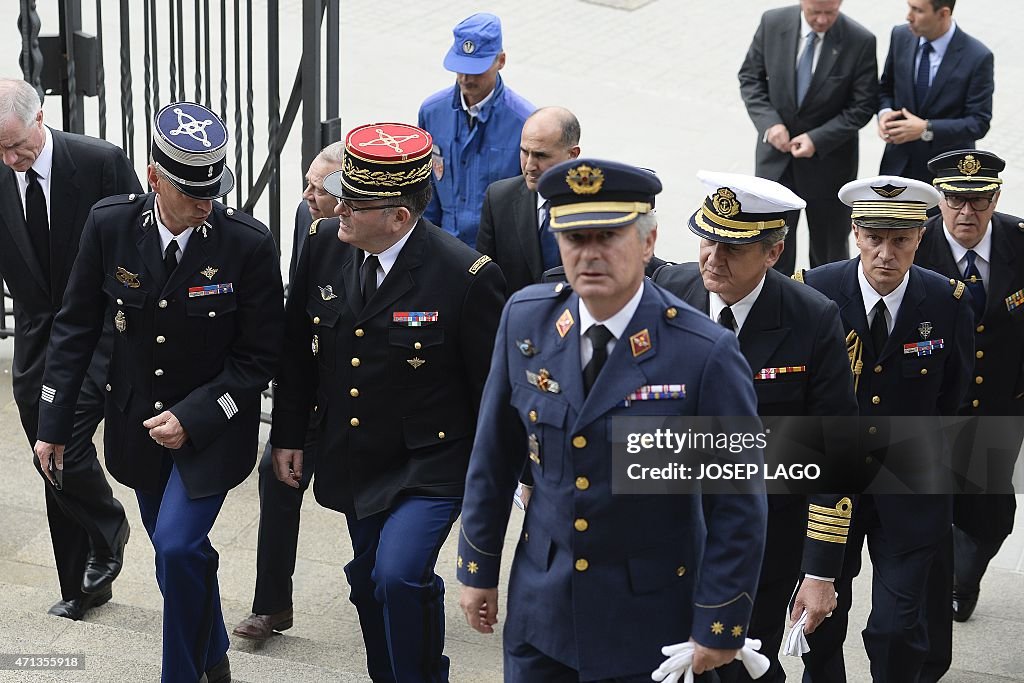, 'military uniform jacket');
270,218,506,518
802,259,973,546
37,194,284,498
916,212,1024,416
654,265,859,578
457,281,767,679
